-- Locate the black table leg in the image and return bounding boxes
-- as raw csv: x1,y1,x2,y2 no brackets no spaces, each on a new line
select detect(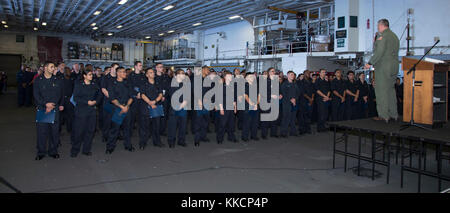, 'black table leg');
401,137,405,188
387,134,391,184
418,141,423,193
344,129,348,173
358,130,361,176
333,126,336,169
372,133,375,181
